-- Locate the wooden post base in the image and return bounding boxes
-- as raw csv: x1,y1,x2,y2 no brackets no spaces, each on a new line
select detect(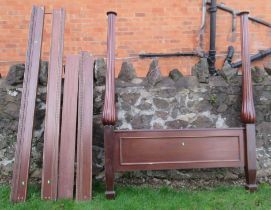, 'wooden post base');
245,124,257,192
105,191,116,199
104,126,115,199
245,184,257,192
